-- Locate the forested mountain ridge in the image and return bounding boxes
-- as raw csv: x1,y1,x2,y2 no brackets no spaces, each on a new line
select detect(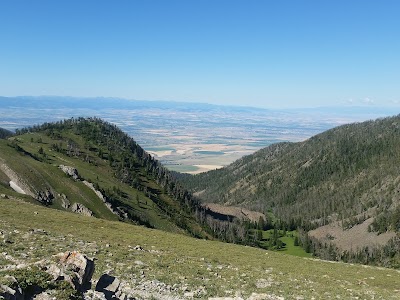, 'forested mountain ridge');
180,114,400,242
0,117,212,238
